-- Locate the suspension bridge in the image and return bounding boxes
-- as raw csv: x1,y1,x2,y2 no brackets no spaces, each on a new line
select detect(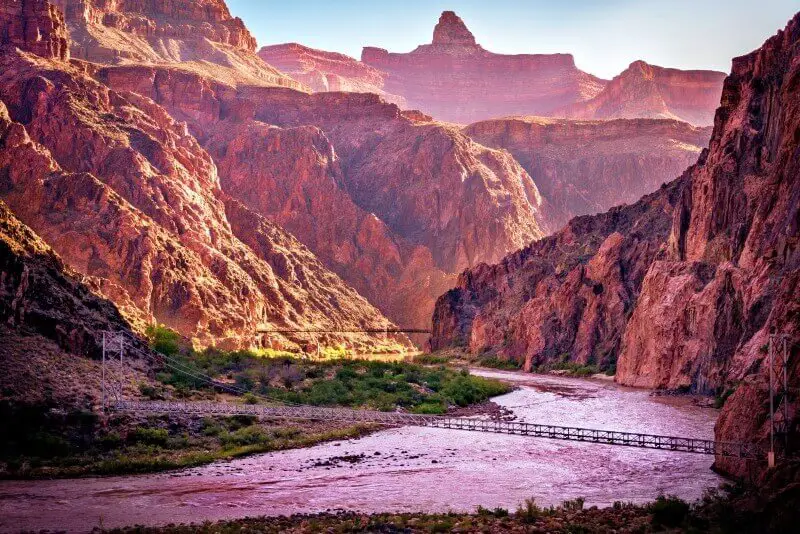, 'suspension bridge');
100,331,775,461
